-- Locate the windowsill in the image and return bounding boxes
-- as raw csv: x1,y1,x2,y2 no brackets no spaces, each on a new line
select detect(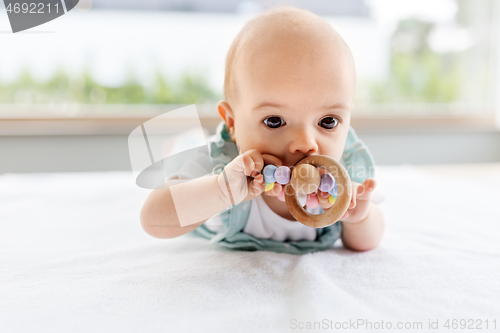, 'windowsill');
0,114,497,136
0,104,498,135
